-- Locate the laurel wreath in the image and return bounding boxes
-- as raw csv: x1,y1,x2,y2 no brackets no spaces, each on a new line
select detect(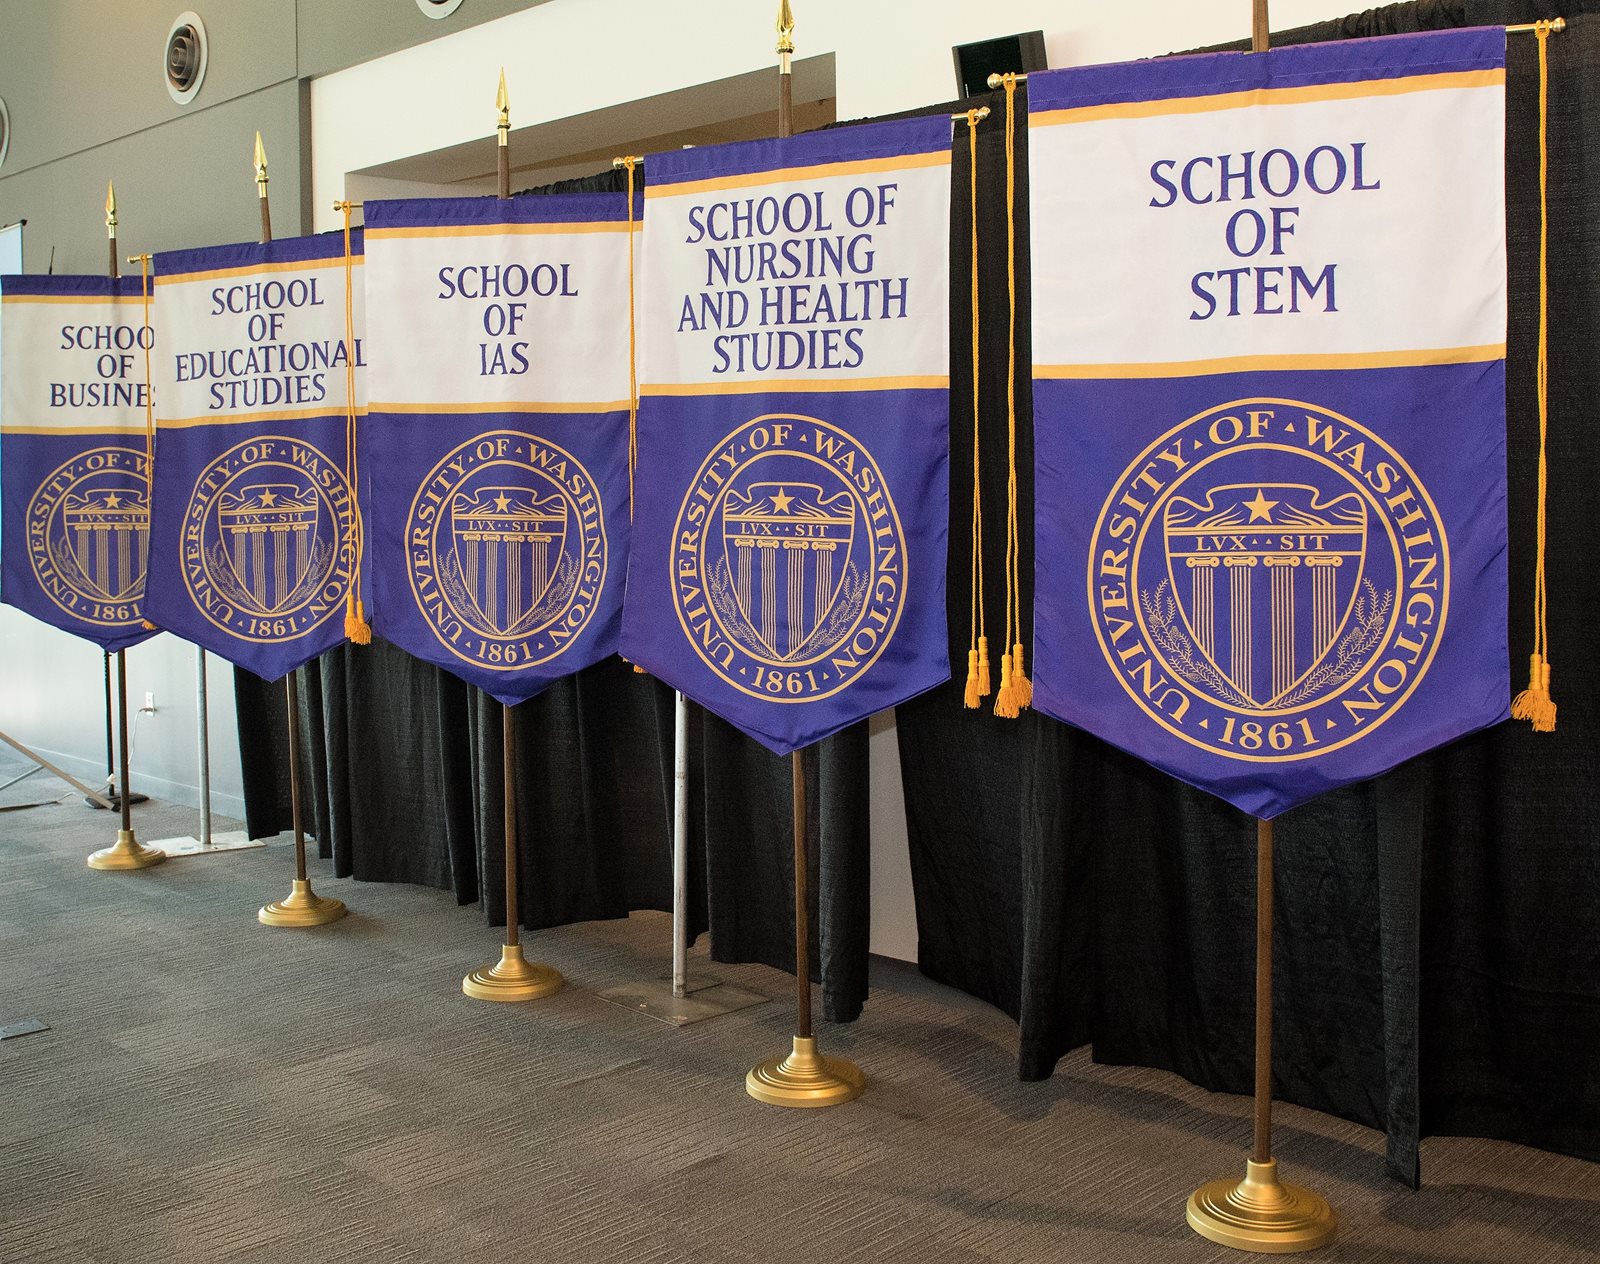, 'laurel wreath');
1140,579,1253,706
1273,578,1392,707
